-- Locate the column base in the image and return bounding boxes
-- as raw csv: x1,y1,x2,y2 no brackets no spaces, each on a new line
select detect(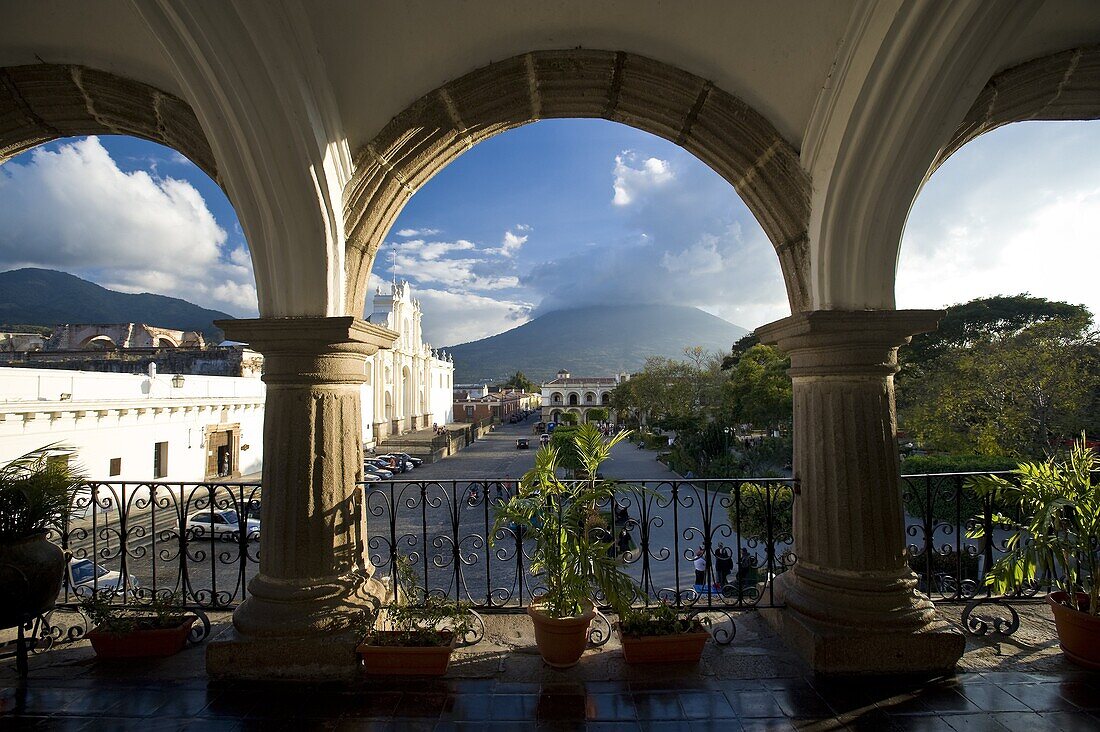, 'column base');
232,572,388,638
764,570,965,675
206,627,361,681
